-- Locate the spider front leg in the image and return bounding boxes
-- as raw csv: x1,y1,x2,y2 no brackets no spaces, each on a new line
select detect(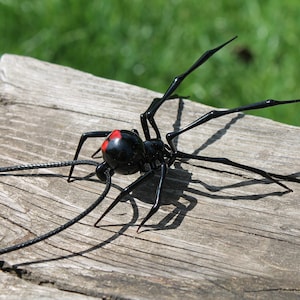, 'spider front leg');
167,99,300,152
141,36,237,140
68,130,111,181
